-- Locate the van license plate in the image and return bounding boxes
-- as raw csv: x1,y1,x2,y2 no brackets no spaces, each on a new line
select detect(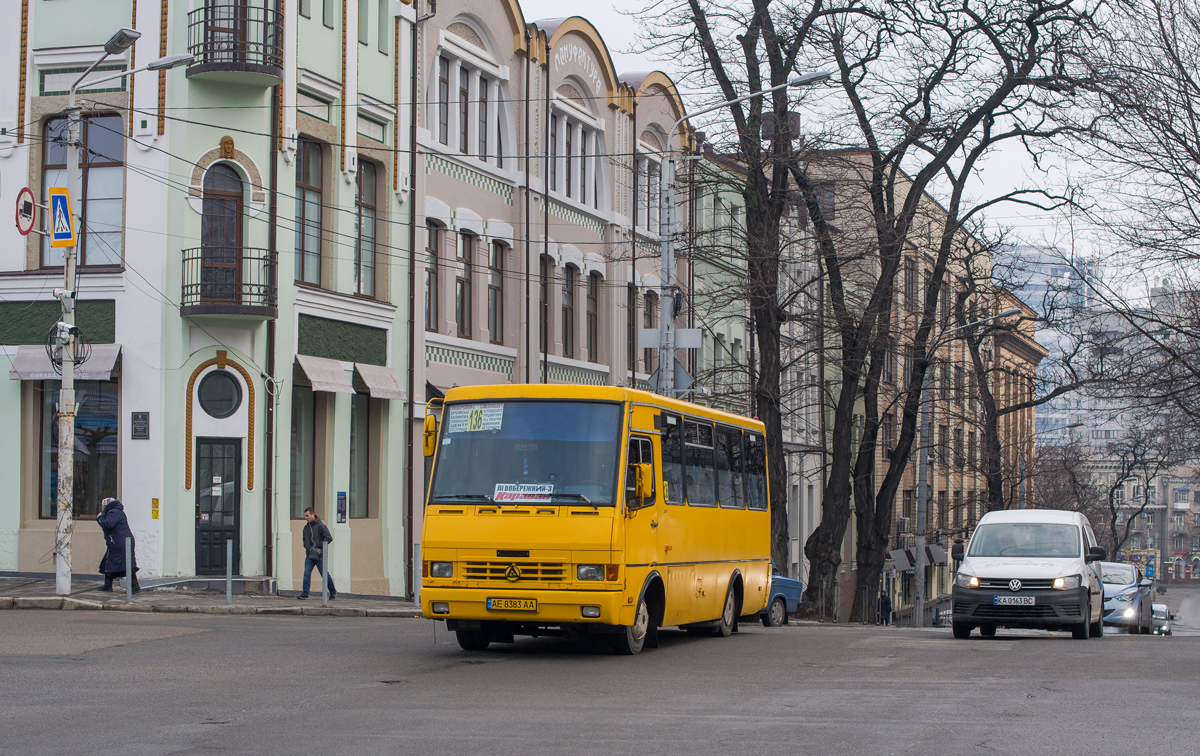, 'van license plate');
994,596,1035,606
487,597,537,612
